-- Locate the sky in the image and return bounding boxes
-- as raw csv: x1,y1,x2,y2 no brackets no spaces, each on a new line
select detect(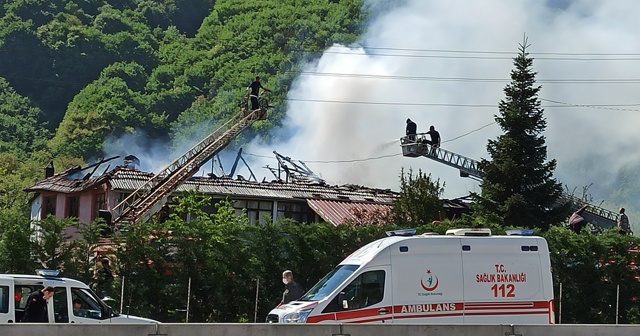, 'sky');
235,0,640,214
